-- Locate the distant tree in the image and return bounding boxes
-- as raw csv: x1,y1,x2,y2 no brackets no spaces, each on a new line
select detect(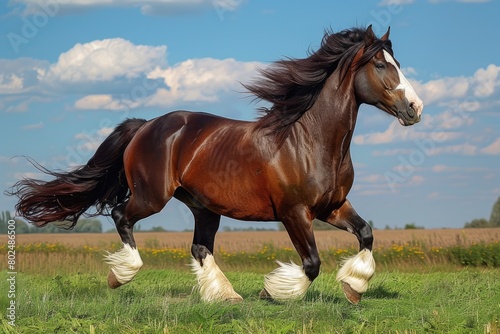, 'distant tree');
9,217,103,233
14,219,31,233
464,218,491,229
150,226,167,232
74,219,102,233
489,197,500,227
0,211,13,234
404,223,424,230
